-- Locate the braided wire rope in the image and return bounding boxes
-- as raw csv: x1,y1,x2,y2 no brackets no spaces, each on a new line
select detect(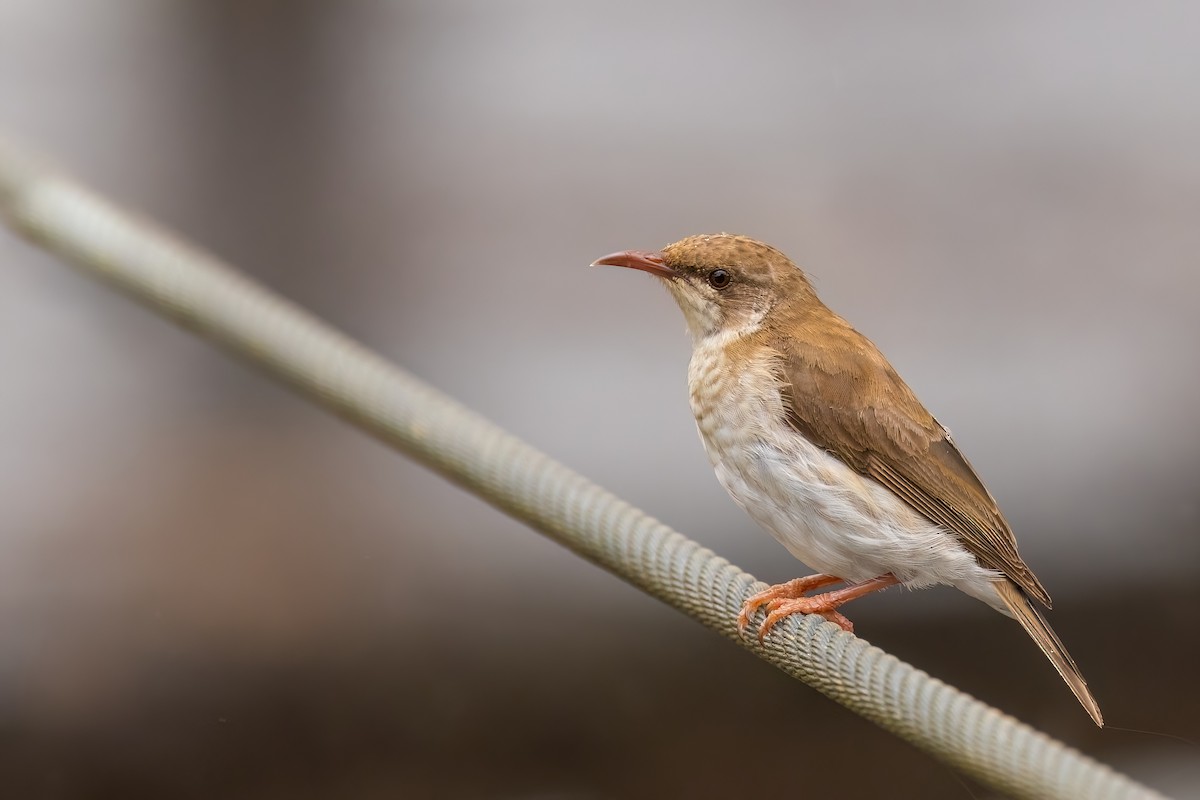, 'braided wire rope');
0,139,1168,800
